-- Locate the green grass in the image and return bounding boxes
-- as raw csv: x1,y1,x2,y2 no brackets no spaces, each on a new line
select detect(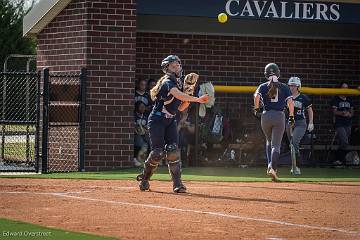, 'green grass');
2,142,35,159
1,124,35,133
0,218,117,240
0,167,359,182
0,124,35,160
